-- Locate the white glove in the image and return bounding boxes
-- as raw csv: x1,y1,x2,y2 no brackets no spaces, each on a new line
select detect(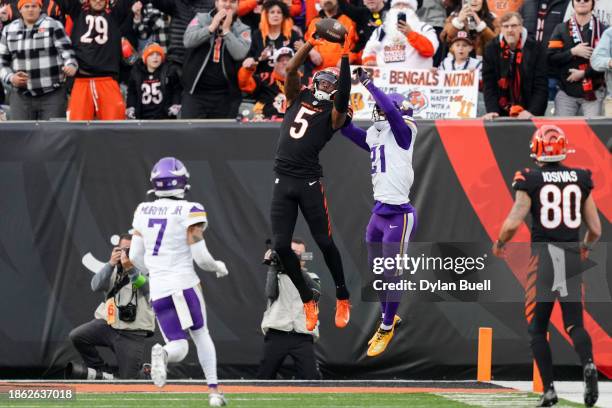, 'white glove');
214,260,229,278
126,107,136,119
168,104,181,117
